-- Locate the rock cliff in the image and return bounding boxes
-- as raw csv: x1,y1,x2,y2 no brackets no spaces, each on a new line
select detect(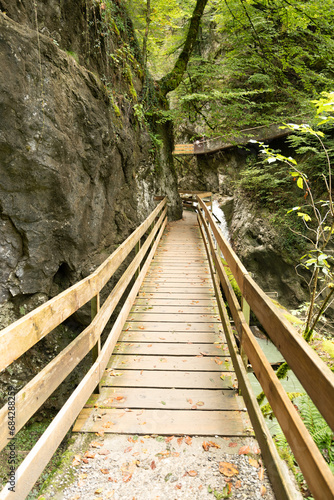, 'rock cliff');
0,1,181,312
